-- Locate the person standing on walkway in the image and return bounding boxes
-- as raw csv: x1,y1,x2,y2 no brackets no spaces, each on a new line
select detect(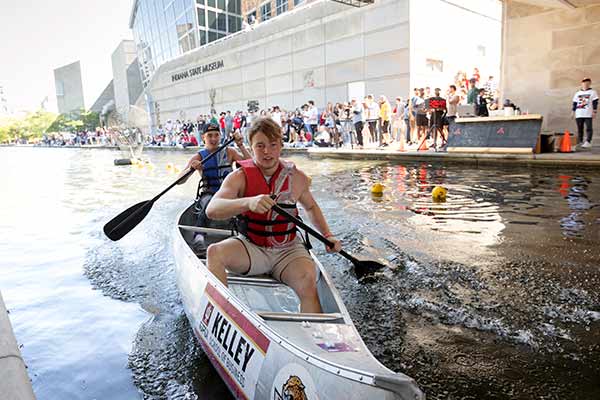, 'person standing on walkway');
446,85,460,124
572,78,598,149
365,95,379,145
467,78,479,105
351,98,365,148
378,95,391,147
307,100,319,140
